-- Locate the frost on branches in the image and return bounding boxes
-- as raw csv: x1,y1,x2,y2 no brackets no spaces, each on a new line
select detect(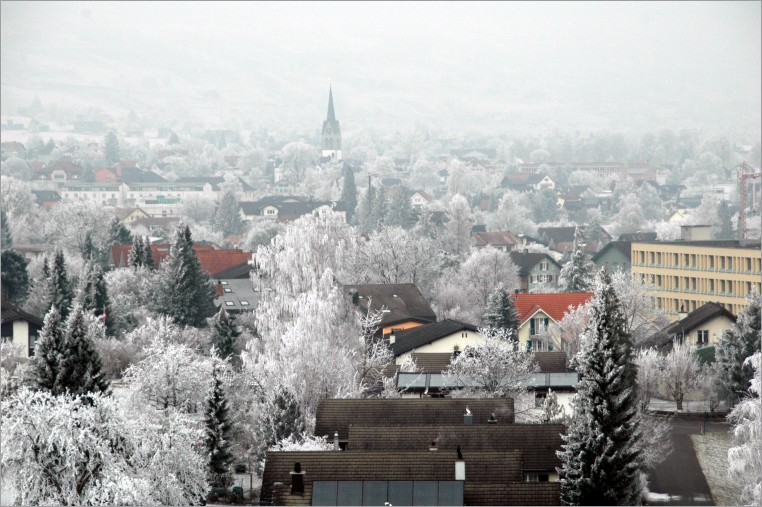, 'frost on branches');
727,352,762,506
0,388,208,506
442,327,538,399
557,226,594,293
